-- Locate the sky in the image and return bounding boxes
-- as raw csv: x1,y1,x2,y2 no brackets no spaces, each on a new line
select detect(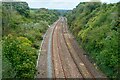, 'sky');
2,0,120,10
